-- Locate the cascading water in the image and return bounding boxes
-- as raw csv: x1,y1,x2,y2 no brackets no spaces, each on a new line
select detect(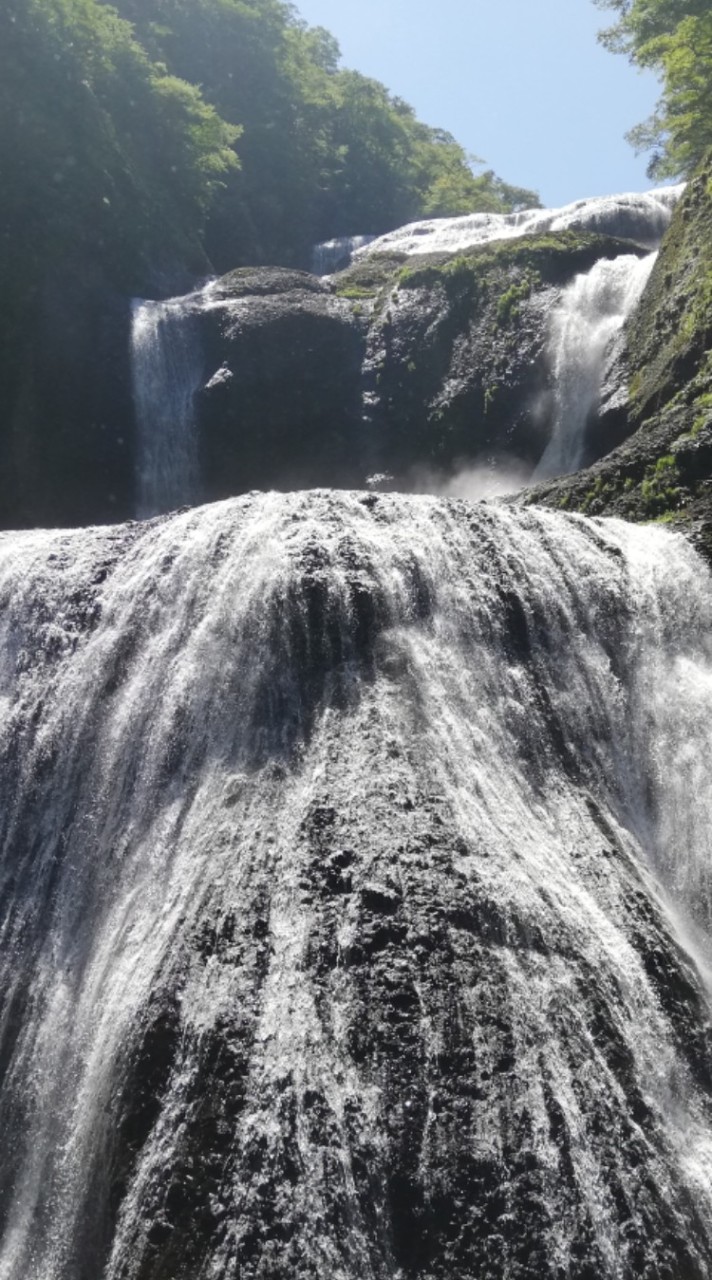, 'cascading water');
533,251,657,480
311,235,376,276
131,289,212,517
2,490,712,1278
355,184,684,261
